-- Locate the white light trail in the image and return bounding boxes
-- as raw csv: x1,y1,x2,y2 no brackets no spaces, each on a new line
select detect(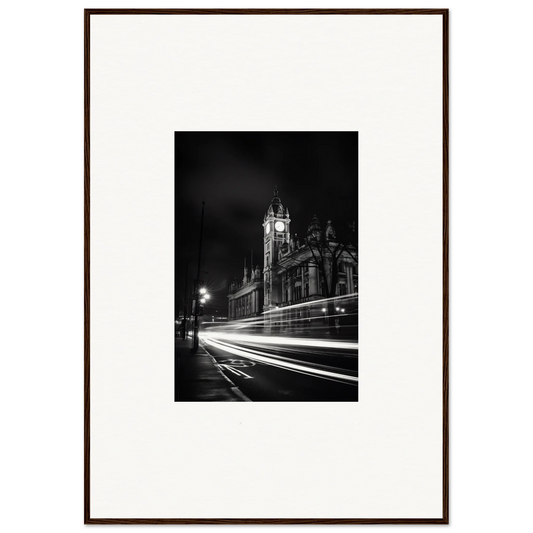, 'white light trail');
203,331,358,350
204,337,358,384
262,293,357,314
